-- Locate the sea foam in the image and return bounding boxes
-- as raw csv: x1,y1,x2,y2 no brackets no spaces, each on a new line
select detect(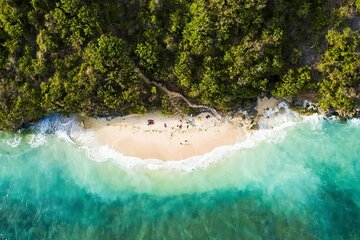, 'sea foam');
1,108,359,239
6,134,22,148
22,103,330,172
